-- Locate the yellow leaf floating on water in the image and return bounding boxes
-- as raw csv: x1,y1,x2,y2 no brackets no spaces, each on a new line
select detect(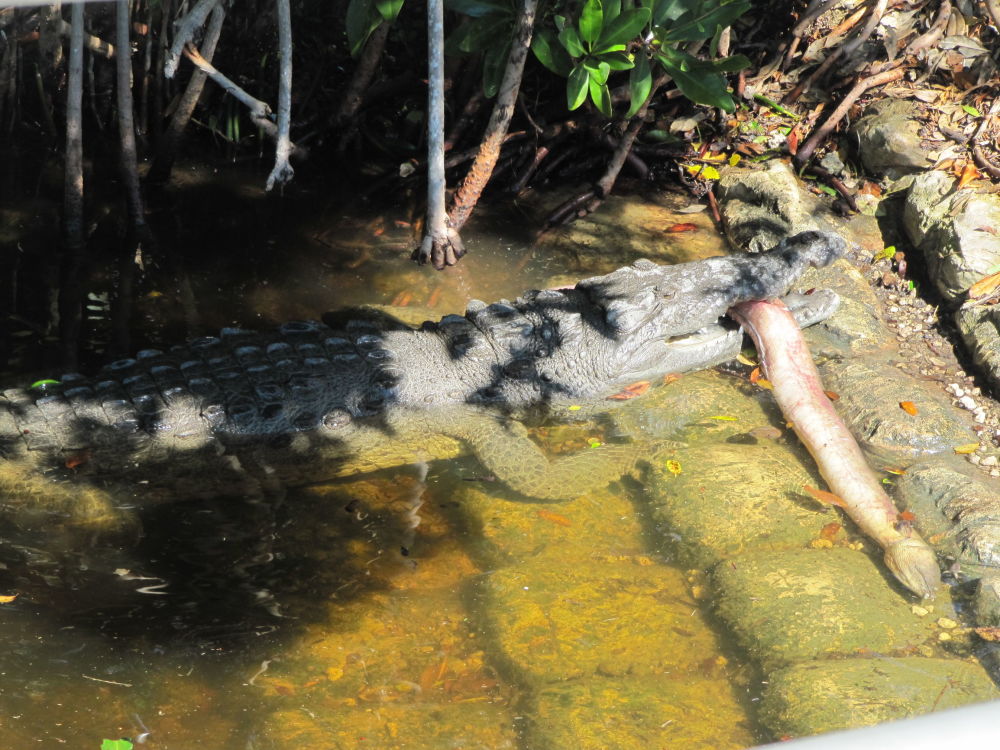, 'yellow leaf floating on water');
665,460,682,476
954,443,981,454
683,164,721,180
0,594,18,603
899,400,919,415
709,415,737,421
736,353,757,366
588,437,602,448
567,405,582,411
